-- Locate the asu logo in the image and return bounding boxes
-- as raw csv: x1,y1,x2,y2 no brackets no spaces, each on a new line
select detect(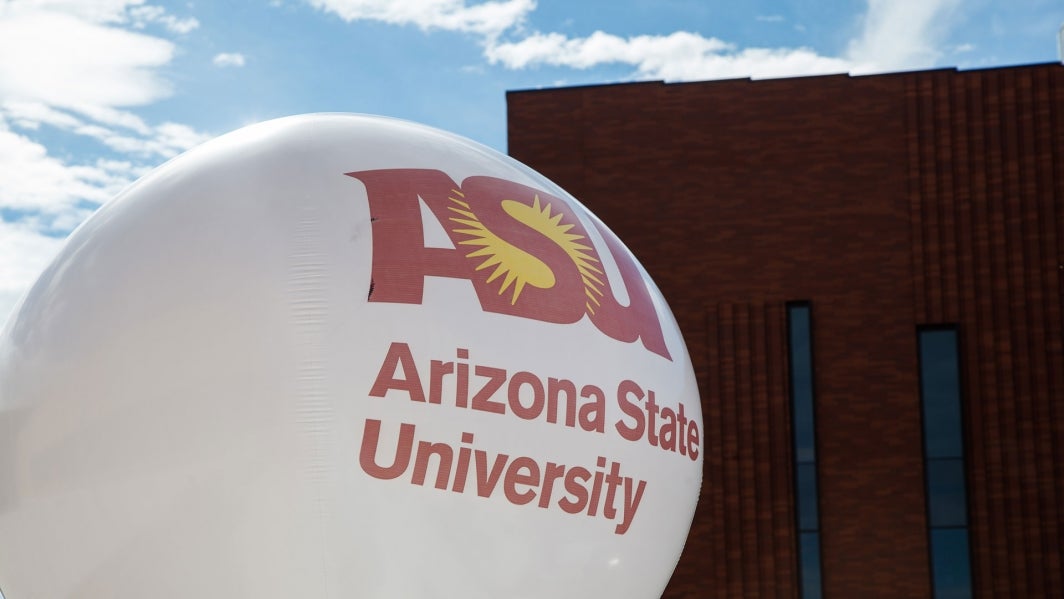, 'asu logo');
349,169,672,360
